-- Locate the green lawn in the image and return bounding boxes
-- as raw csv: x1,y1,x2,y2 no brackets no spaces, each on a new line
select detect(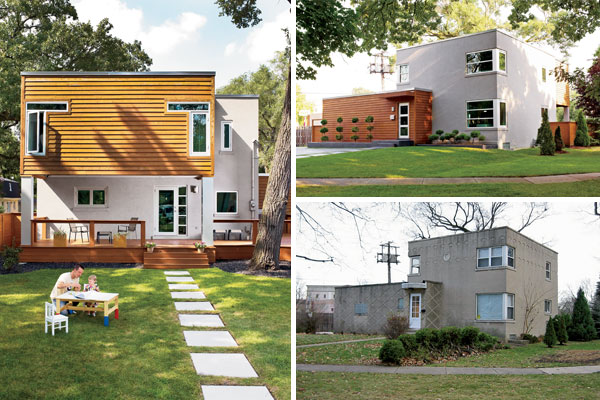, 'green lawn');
296,372,600,400
297,179,600,197
297,333,382,346
296,147,600,178
0,268,290,400
297,340,385,365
